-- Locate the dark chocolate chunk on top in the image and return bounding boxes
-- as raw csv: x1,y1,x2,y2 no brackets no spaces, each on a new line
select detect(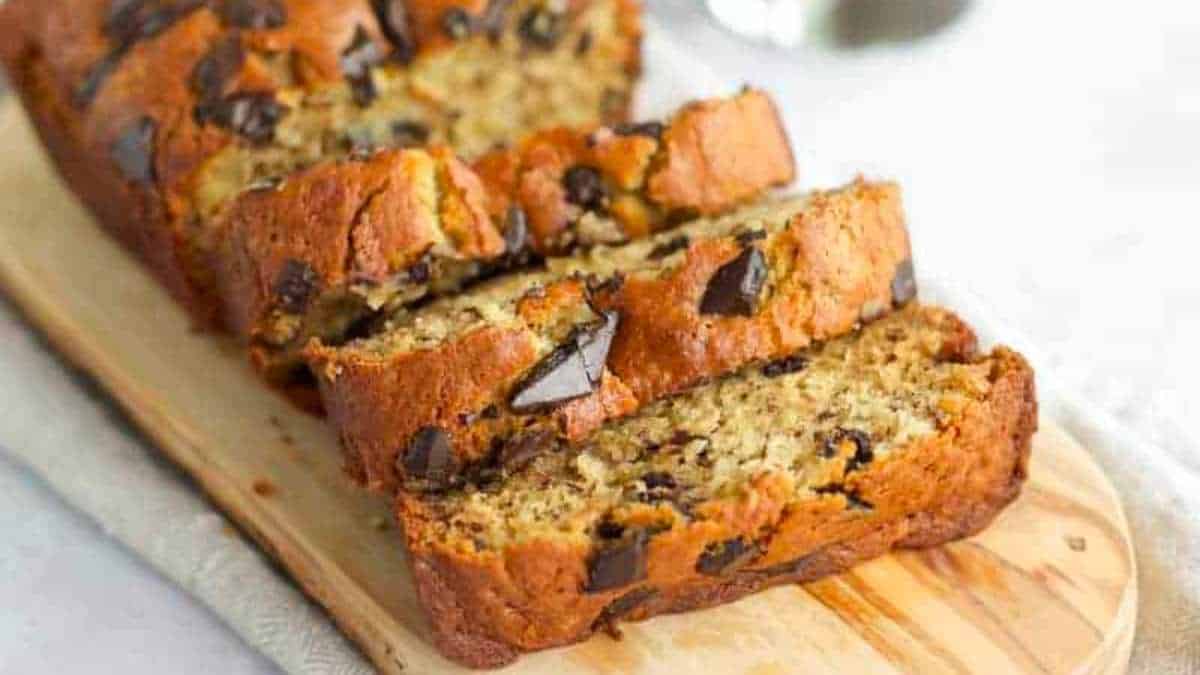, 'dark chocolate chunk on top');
401,426,459,485
700,247,768,316
509,311,619,412
586,530,649,593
